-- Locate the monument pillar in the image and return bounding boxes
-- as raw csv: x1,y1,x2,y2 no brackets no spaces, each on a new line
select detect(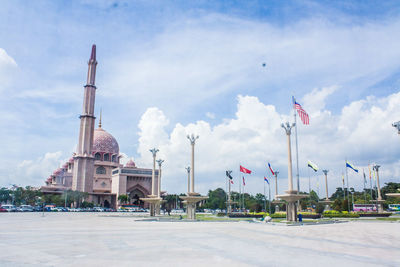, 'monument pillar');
180,134,208,220
276,122,308,222
320,170,333,210
140,148,162,217
373,165,384,213
155,159,164,215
